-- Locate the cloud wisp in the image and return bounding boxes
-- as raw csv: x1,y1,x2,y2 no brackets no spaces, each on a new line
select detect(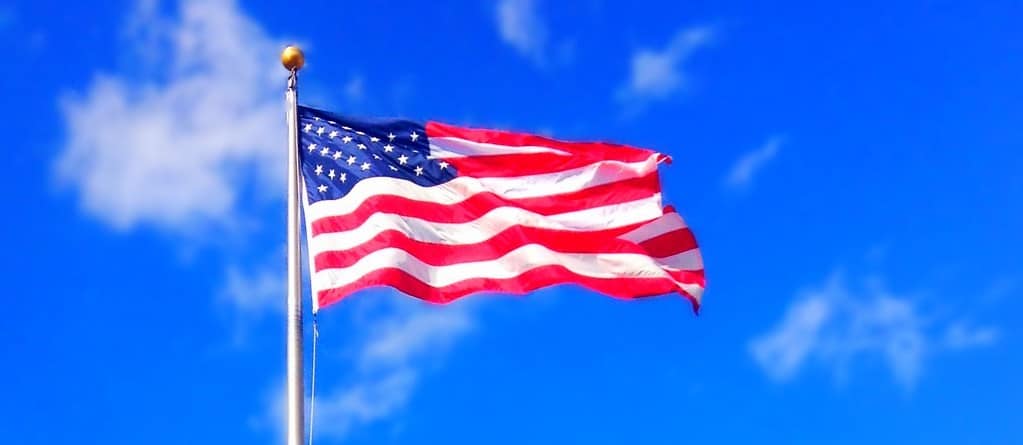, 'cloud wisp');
723,136,782,191
750,271,999,389
310,296,475,441
618,26,715,113
57,0,284,234
58,1,480,440
495,0,550,65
